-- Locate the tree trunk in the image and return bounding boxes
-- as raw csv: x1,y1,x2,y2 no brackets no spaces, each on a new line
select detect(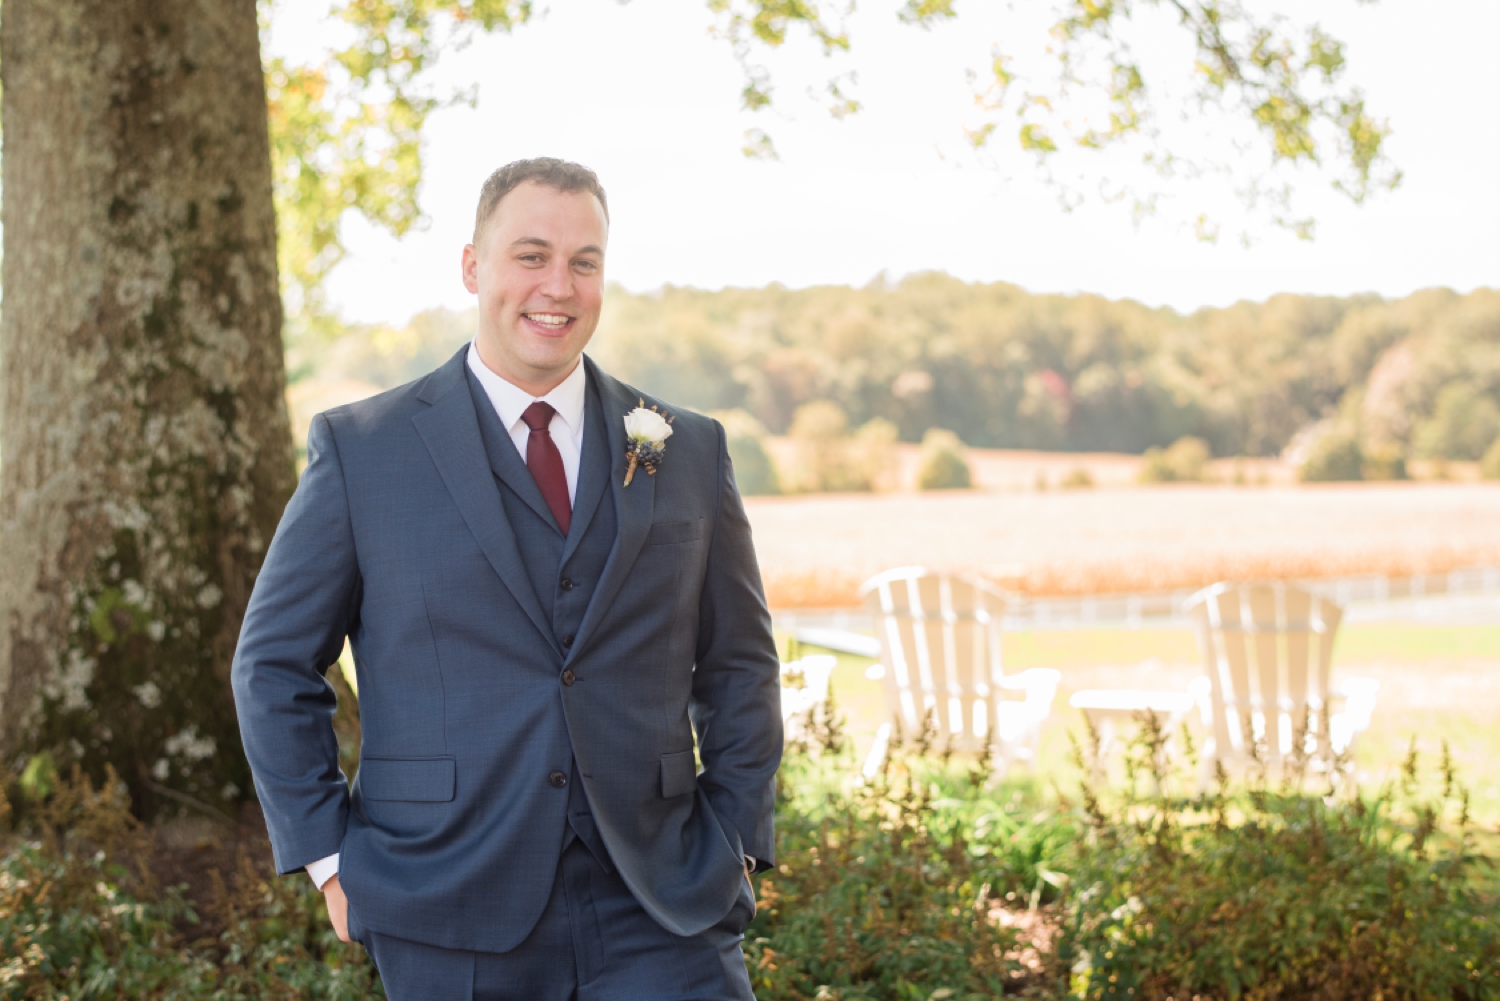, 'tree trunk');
1,0,295,818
